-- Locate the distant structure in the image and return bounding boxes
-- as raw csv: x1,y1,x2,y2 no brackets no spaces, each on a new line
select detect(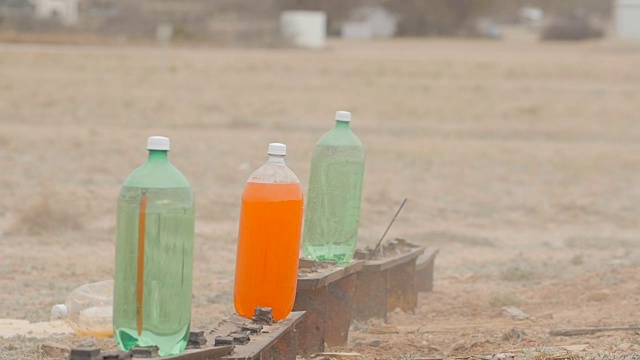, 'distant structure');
341,6,397,40
0,0,32,17
280,10,327,49
616,0,640,39
32,0,79,25
519,6,544,30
